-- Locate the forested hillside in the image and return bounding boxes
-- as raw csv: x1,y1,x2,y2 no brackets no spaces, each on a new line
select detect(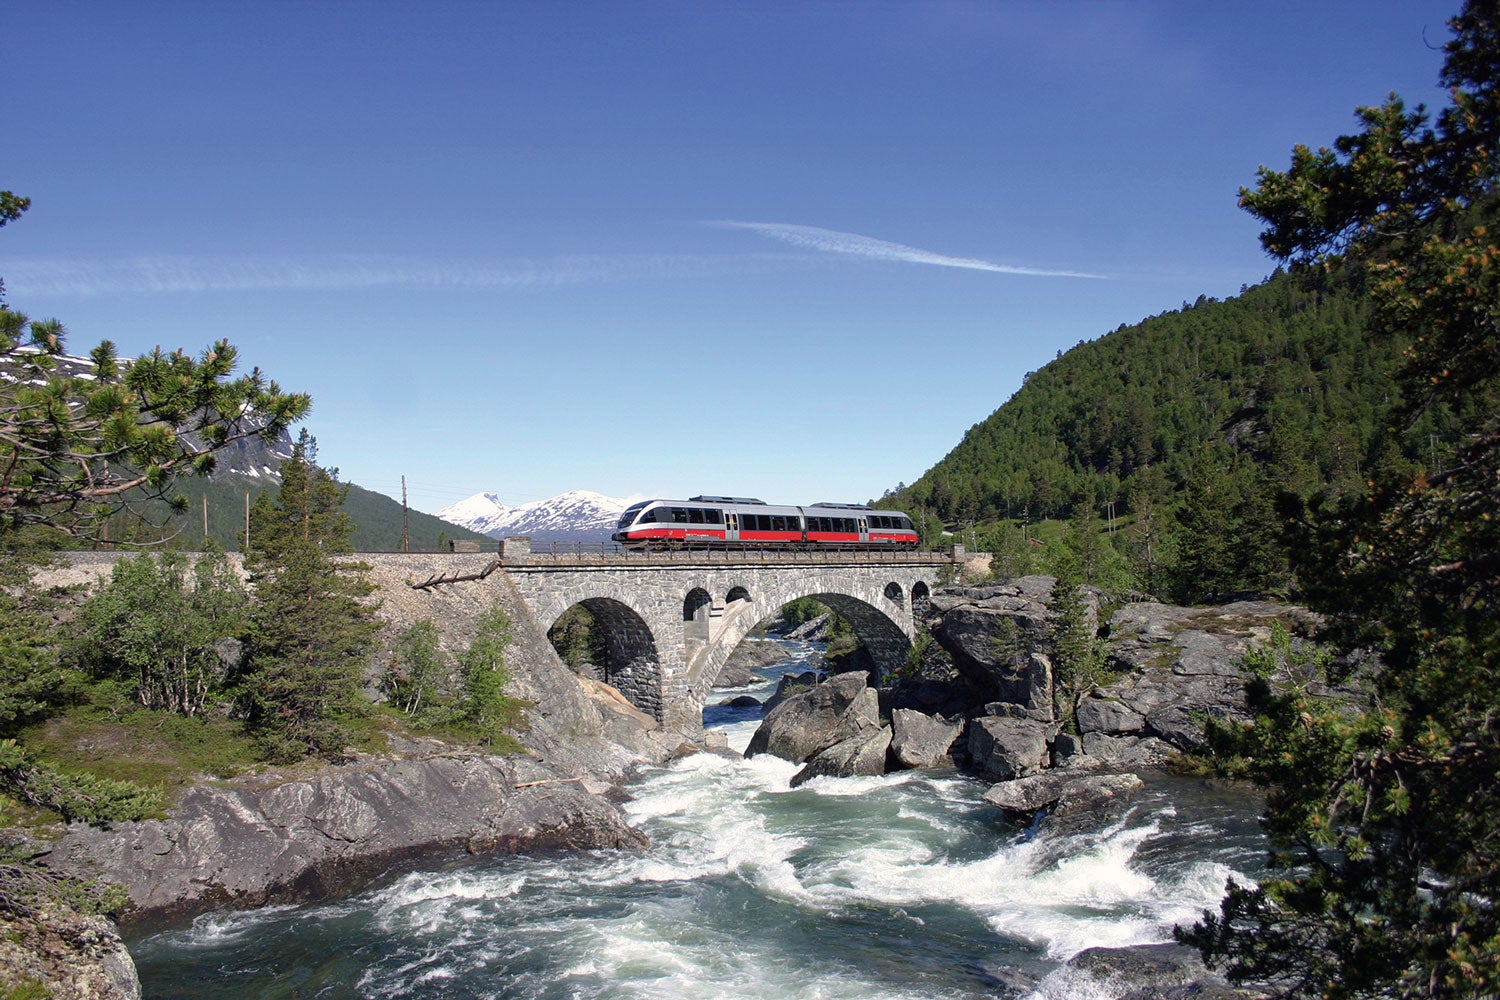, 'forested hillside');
93,475,492,553
885,263,1463,600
